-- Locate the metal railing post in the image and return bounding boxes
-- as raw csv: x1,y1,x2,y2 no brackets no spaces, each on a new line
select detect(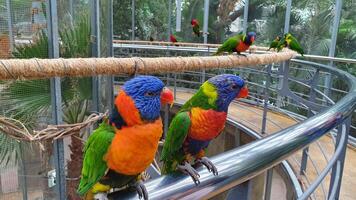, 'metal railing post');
328,117,351,199
47,0,66,199
264,169,273,200
300,69,320,175
202,0,210,83
261,64,272,134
